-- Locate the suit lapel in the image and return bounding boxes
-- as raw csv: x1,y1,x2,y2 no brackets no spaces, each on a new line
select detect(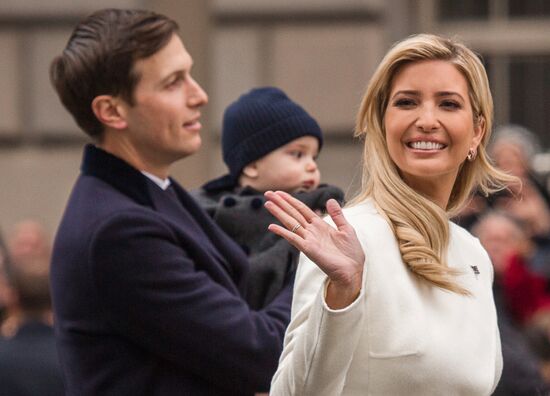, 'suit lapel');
81,144,248,293
146,181,240,282
169,181,249,288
